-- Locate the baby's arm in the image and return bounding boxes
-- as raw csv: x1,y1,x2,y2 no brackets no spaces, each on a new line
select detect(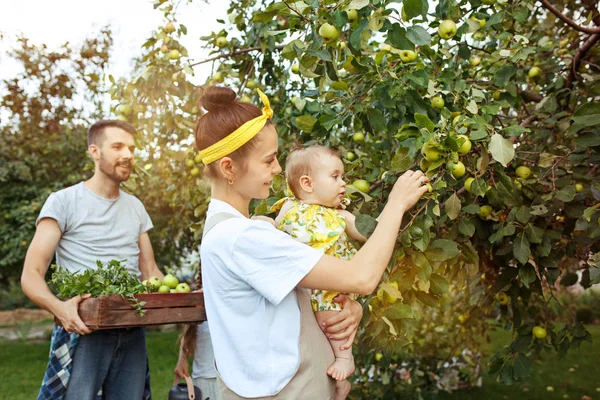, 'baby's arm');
339,209,367,243
274,200,294,226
